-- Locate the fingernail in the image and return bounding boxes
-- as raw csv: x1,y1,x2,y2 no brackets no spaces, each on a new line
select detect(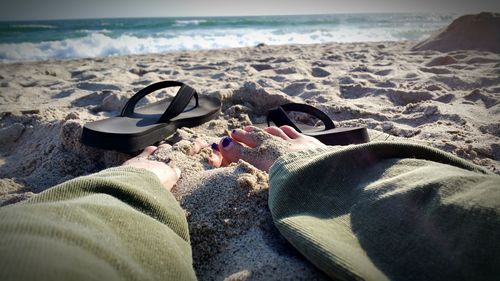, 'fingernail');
221,137,233,150
211,143,219,151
